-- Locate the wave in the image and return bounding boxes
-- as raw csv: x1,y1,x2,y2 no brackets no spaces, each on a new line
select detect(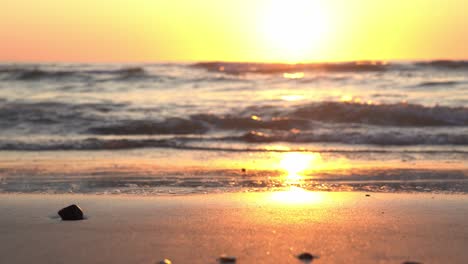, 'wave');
192,61,390,74
290,102,468,126
2,101,467,140
89,114,309,135
88,103,468,137
0,101,125,133
417,80,464,87
2,131,468,152
415,60,468,69
89,117,210,135
0,66,146,81
0,68,78,80
238,130,468,145
2,61,467,82
85,67,145,76
193,60,468,74
0,138,173,151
